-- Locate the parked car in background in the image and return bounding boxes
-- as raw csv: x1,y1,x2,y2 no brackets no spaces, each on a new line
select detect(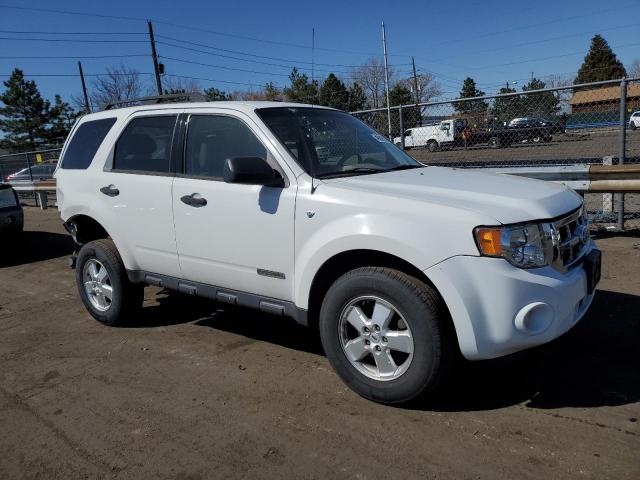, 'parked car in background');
629,111,640,130
0,183,23,237
482,117,564,148
5,162,56,183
